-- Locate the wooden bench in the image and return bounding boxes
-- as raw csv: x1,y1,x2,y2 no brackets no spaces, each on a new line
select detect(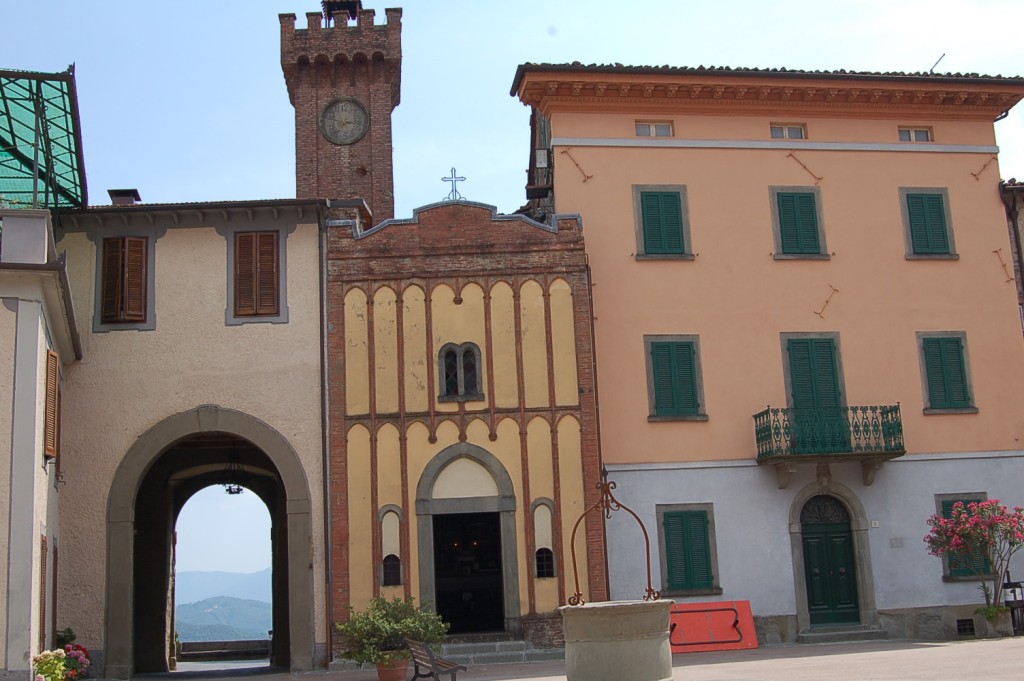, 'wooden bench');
406,638,467,681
